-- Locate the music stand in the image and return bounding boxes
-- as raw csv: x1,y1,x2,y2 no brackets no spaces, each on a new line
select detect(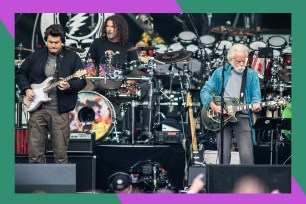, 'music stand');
253,117,290,165
280,118,291,130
